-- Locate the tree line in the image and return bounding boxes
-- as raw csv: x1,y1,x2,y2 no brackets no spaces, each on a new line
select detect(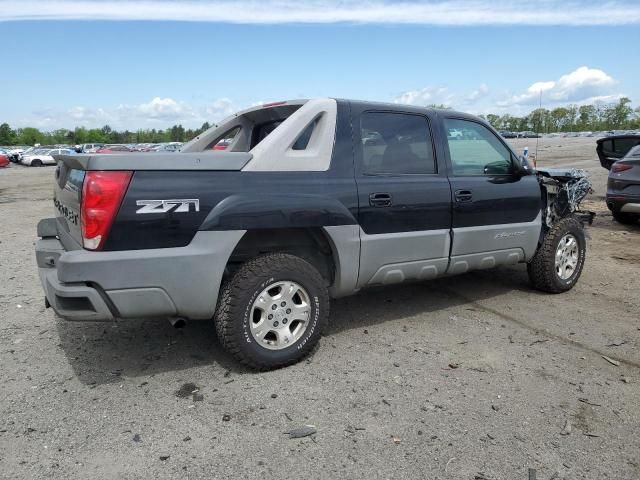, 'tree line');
1,97,639,146
480,97,639,133
0,122,213,146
